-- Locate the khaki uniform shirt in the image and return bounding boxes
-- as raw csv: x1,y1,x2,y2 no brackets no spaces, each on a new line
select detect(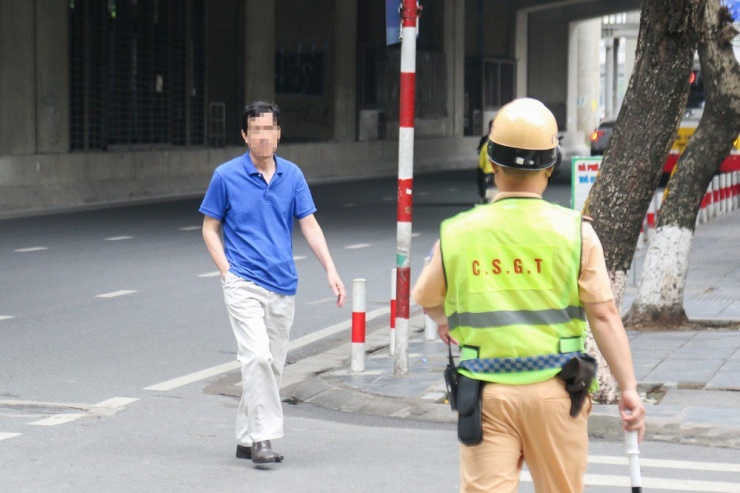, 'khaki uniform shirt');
412,192,614,310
